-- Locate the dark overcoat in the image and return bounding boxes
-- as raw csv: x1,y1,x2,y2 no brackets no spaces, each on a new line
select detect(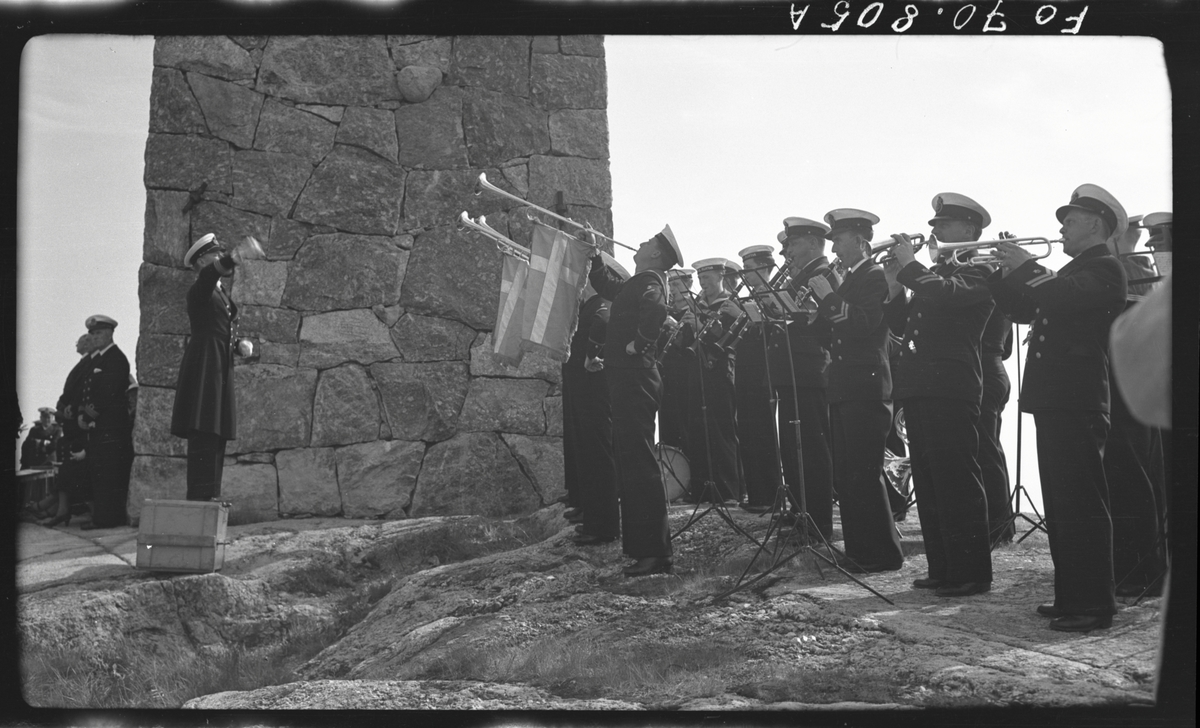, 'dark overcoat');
171,257,239,439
